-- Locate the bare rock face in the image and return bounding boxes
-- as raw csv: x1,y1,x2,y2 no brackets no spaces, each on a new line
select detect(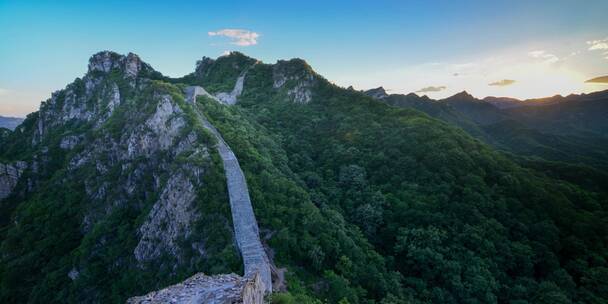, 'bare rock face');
127,272,265,304
134,172,199,262
34,52,142,144
29,52,214,268
126,94,186,156
88,51,144,77
364,87,389,99
0,161,26,200
60,135,82,150
272,59,316,103
65,90,210,263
